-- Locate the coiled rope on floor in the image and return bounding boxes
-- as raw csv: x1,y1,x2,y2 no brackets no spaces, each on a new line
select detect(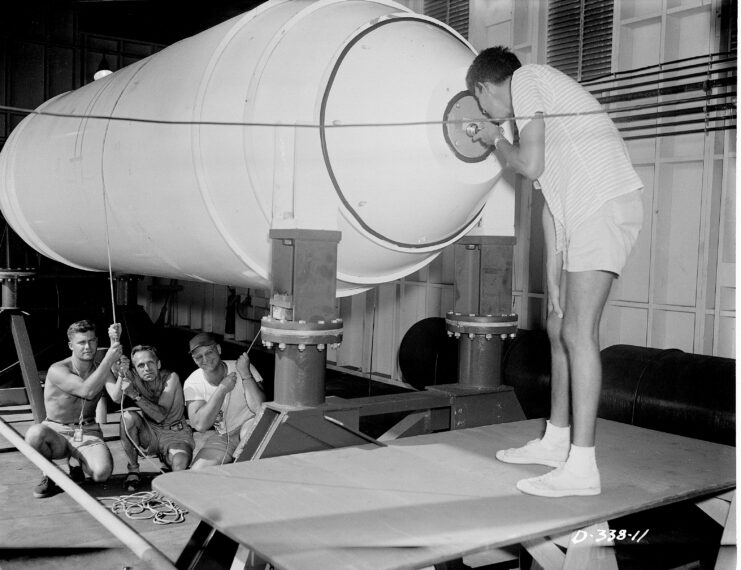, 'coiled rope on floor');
99,491,188,525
